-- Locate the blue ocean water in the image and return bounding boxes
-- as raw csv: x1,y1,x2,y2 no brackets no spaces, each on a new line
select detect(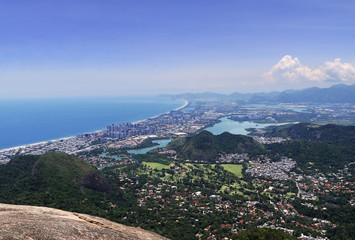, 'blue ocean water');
0,96,183,150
